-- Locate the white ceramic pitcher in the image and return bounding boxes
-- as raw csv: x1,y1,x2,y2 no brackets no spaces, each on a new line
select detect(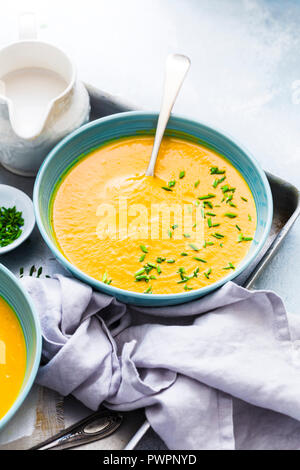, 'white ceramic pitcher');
0,14,90,176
